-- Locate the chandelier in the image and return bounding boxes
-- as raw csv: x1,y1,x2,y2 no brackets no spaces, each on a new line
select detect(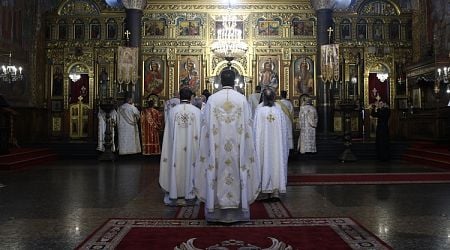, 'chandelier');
0,52,23,83
211,6,248,61
376,73,389,82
